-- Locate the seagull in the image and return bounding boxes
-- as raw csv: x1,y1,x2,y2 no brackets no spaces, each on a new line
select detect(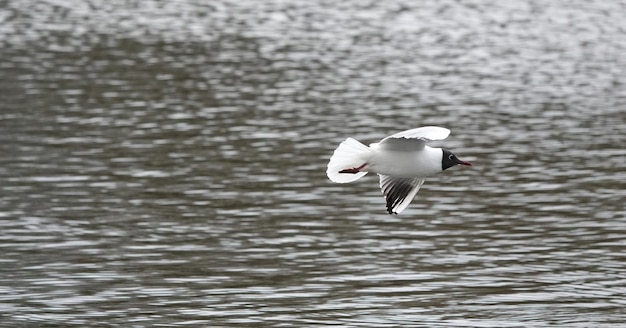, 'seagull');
326,126,472,214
